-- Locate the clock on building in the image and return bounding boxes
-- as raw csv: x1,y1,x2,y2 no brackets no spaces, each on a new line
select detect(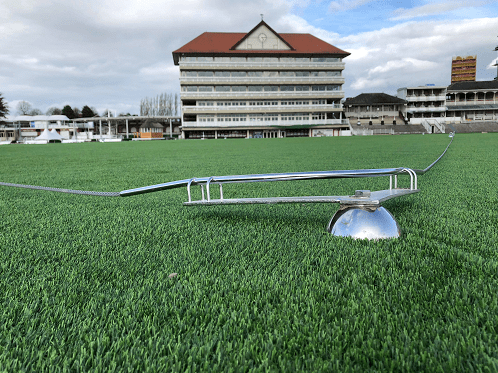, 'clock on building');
258,33,267,48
